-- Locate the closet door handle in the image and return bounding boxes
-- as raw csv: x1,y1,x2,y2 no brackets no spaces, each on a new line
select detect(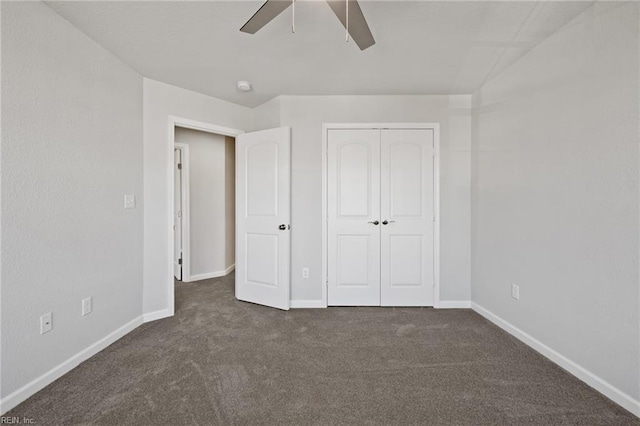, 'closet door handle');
382,220,395,225
367,220,380,225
